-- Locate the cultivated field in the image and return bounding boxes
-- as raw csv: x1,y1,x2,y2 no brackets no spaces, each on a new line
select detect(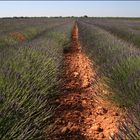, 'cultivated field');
0,17,140,140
